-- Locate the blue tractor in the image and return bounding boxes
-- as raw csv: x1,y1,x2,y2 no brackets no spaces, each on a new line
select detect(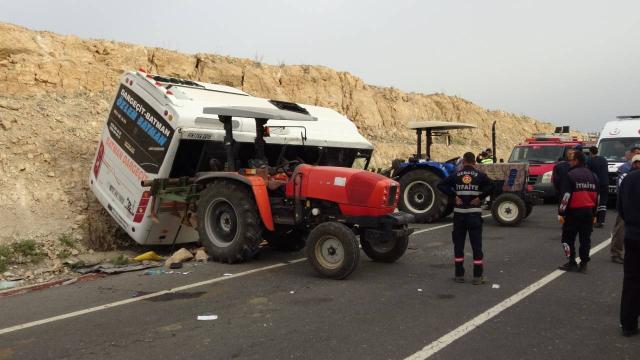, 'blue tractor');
387,121,479,223
386,120,542,225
